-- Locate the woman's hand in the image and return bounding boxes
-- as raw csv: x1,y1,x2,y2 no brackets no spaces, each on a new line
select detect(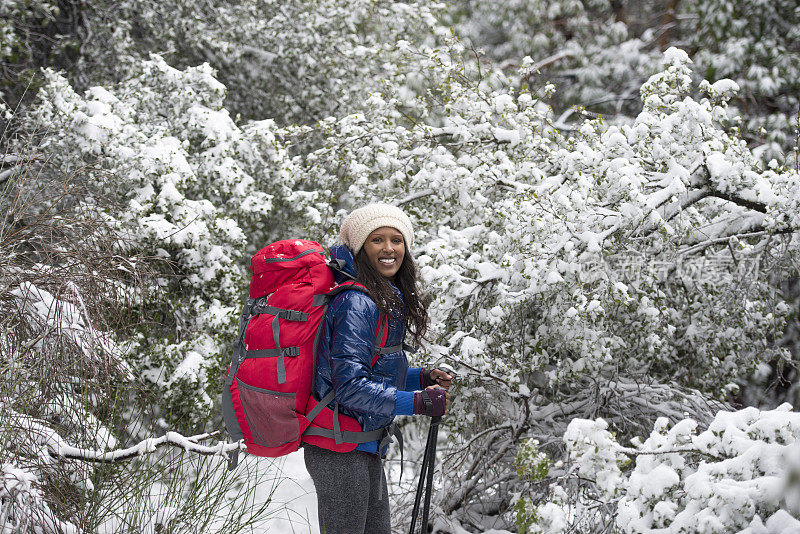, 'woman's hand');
413,386,450,416
428,385,451,414
421,367,454,390
429,368,453,389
